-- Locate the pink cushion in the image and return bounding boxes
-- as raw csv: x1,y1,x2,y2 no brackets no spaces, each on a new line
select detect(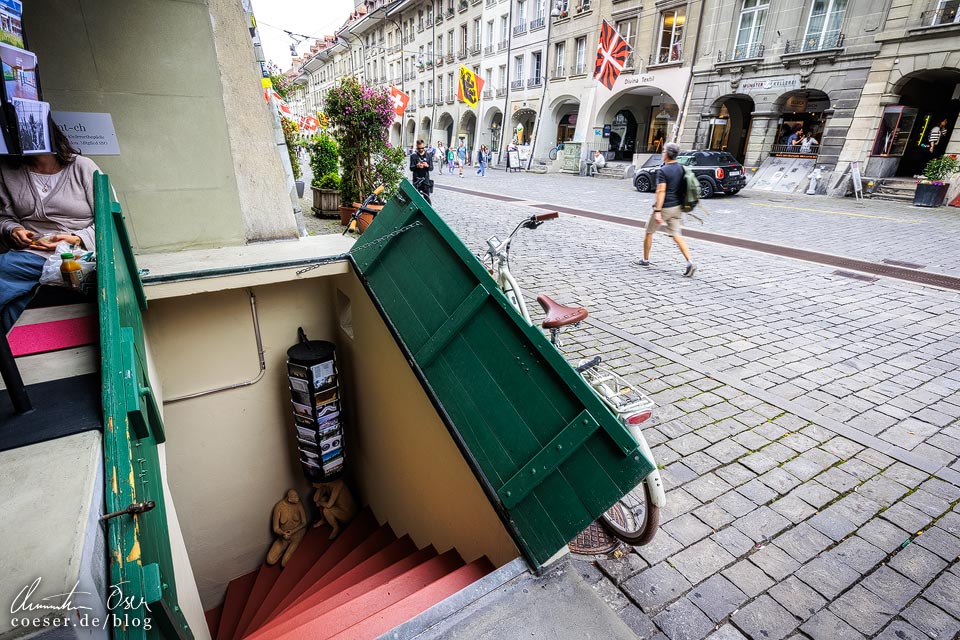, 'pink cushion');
8,316,97,357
